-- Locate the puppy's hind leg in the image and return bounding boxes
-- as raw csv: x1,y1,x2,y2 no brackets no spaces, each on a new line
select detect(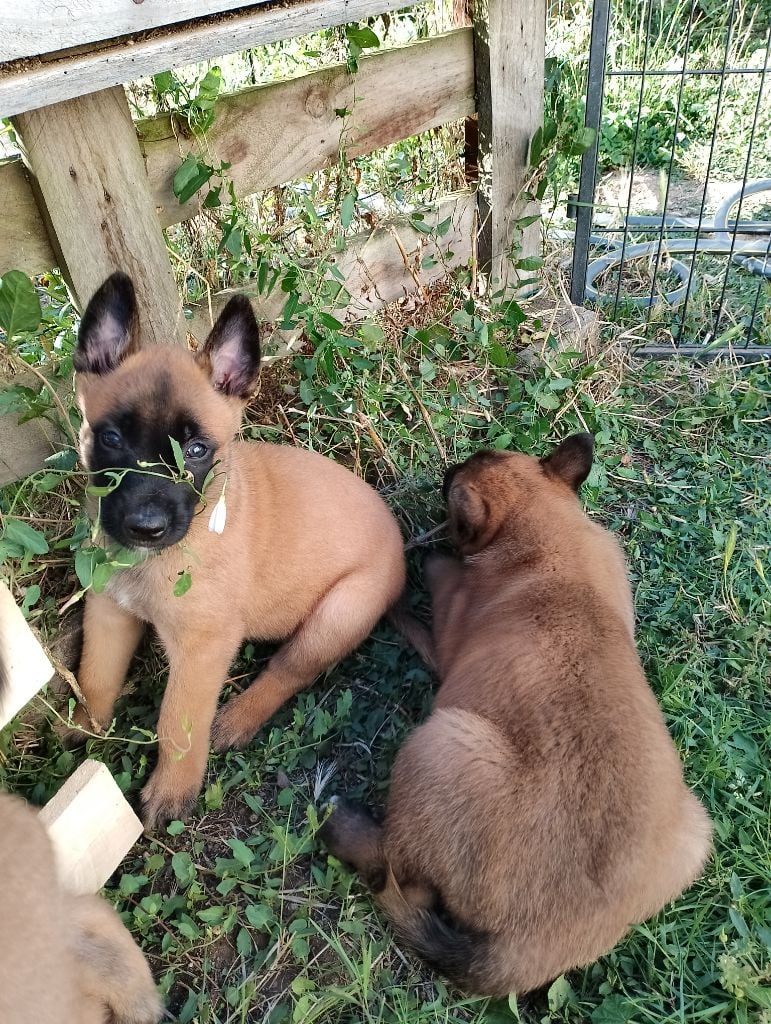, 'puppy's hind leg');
211,573,390,751
71,893,162,1023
